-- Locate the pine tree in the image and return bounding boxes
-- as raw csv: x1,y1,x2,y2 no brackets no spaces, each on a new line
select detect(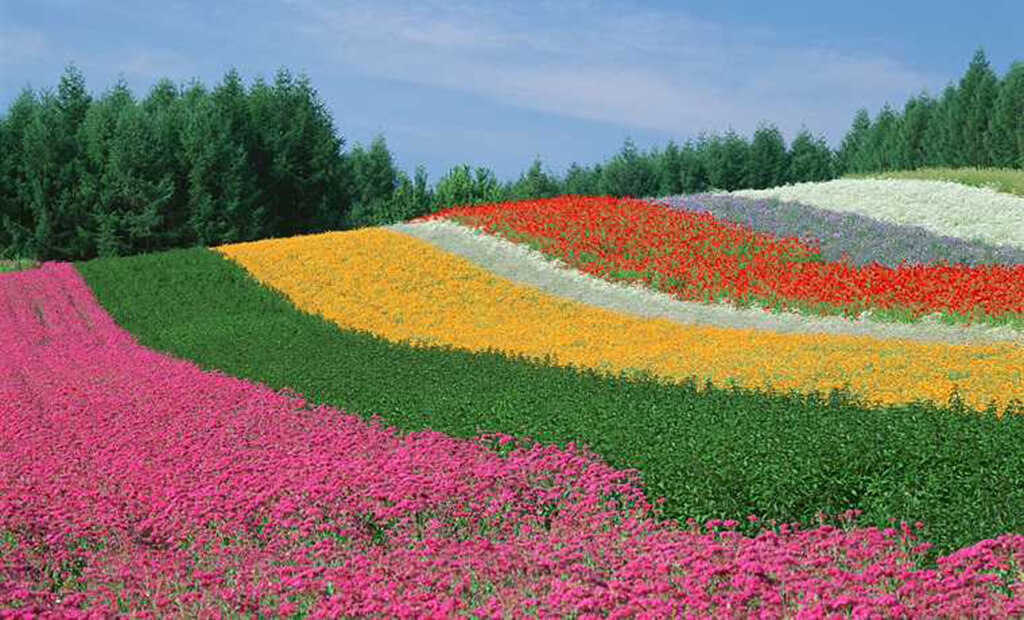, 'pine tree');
705,130,749,191
787,128,832,182
15,65,99,262
472,166,504,203
178,80,262,246
599,138,660,197
657,140,683,196
246,68,349,237
511,156,560,199
0,89,39,257
679,137,710,193
210,68,266,237
864,104,900,172
895,94,934,170
746,122,788,189
921,84,958,166
353,135,399,207
41,64,95,259
90,102,174,256
837,108,871,174
954,47,1000,167
411,164,432,217
78,80,139,257
1018,109,1024,168
342,135,401,228
563,162,600,195
139,78,190,248
433,164,477,209
987,61,1024,168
